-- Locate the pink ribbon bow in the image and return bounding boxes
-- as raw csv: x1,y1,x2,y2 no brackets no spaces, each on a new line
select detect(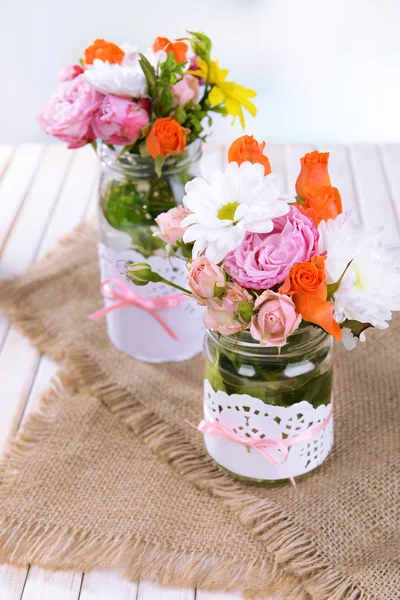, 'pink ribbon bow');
193,406,333,488
89,278,187,341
